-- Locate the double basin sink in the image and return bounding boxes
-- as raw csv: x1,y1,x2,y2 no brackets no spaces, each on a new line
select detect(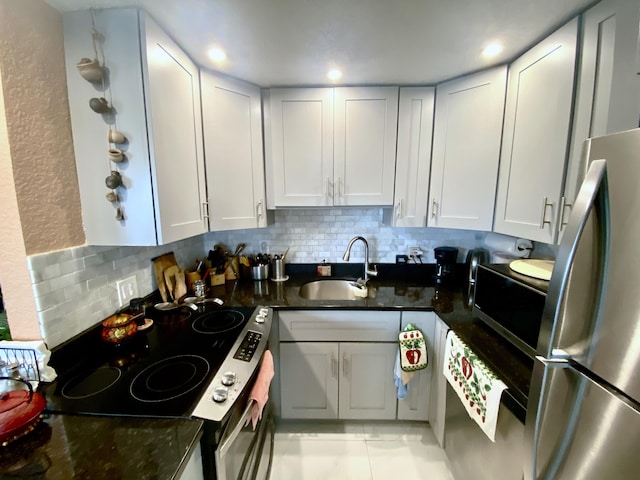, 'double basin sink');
298,279,368,301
